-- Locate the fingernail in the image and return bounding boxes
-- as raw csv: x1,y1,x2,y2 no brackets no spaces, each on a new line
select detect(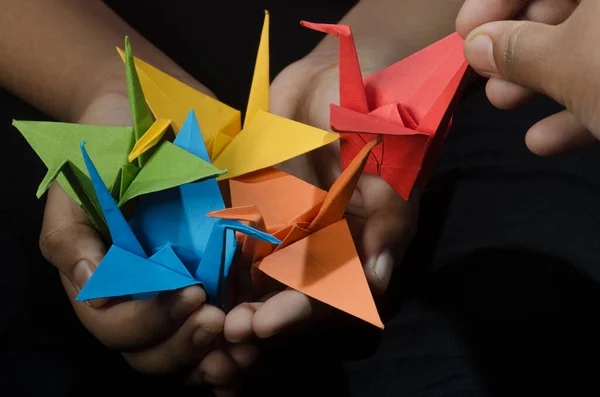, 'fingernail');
465,33,498,76
369,250,393,293
72,259,95,292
